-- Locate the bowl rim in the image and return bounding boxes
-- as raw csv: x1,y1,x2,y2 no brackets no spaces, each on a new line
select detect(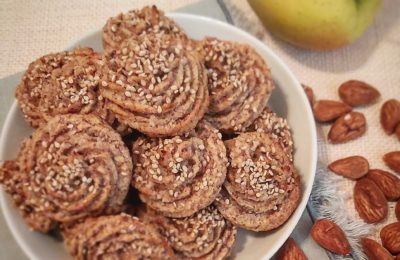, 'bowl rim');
0,12,317,260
